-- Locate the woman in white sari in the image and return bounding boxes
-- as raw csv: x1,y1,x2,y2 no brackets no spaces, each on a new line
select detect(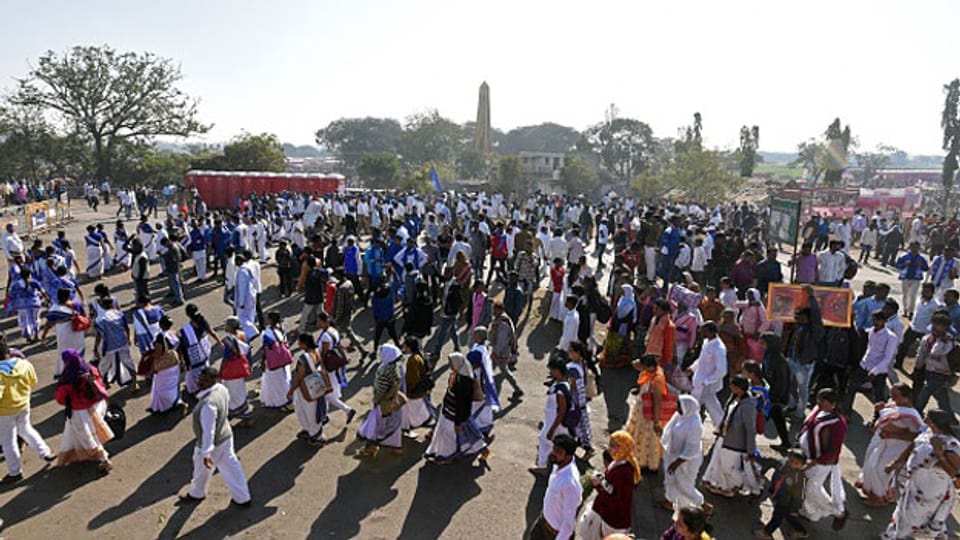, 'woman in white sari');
53,349,113,472
857,382,923,506
882,409,960,539
260,311,292,410
287,332,331,447
148,316,182,414
659,394,706,513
